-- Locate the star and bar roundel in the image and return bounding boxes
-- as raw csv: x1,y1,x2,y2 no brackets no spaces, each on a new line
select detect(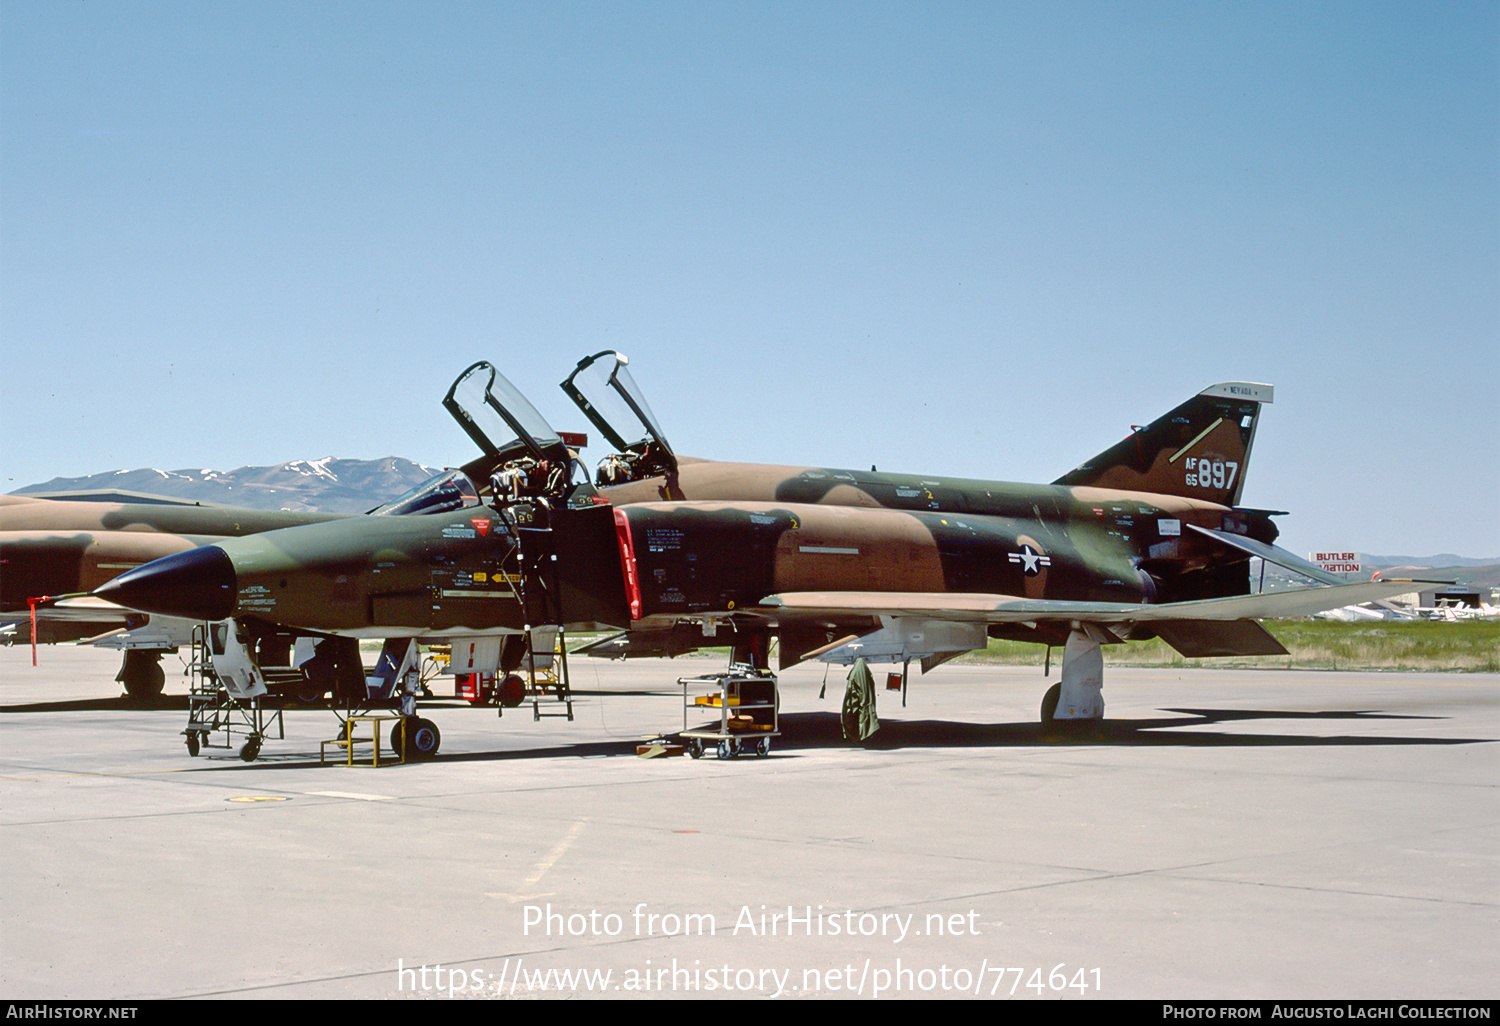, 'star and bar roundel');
1008,544,1052,576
